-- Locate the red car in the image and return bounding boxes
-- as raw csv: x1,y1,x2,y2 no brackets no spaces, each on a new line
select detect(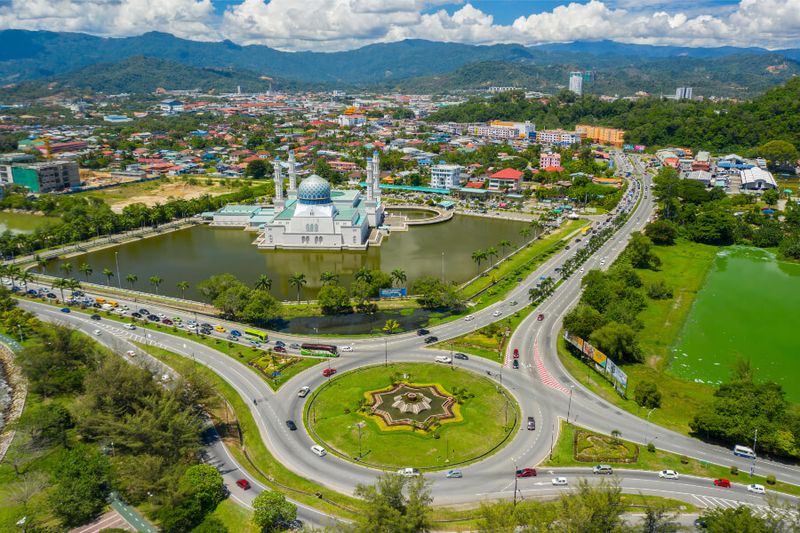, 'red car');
322,368,337,377
274,346,287,353
236,479,251,490
516,468,537,478
513,348,520,359
537,313,545,321
714,478,731,488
